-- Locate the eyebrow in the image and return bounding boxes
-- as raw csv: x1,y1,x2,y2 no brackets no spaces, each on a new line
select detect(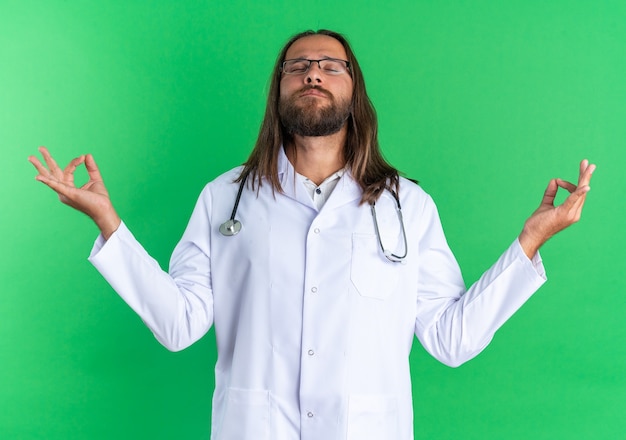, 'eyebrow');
286,55,341,60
